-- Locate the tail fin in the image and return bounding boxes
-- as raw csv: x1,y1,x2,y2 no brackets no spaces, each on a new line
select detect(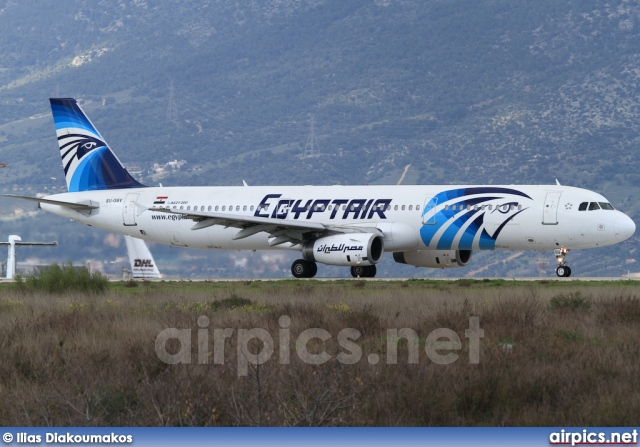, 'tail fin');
124,235,162,279
50,98,145,192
